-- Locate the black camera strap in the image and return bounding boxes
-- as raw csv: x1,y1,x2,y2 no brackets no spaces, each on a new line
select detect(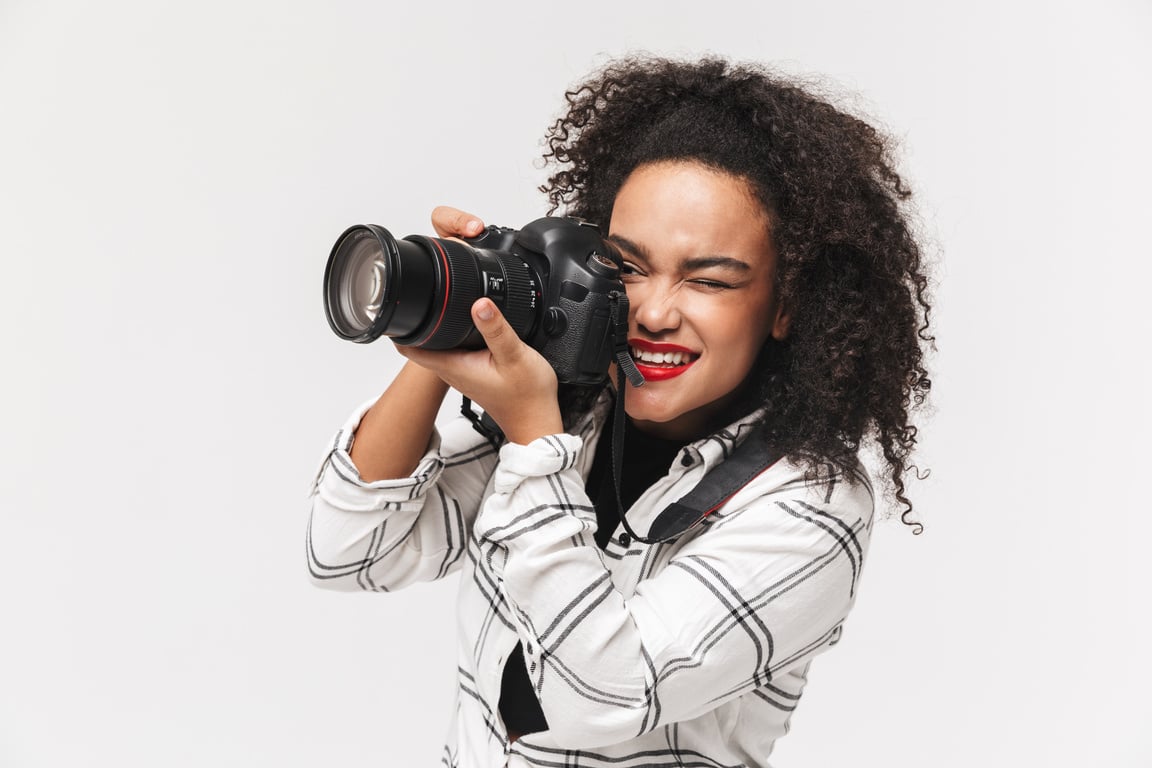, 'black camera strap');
461,396,504,450
620,421,779,544
607,369,779,544
603,291,780,544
